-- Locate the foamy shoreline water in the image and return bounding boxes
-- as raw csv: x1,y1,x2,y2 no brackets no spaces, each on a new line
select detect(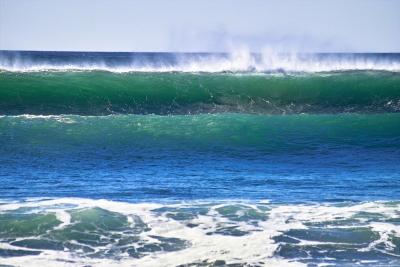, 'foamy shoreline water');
0,198,399,267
